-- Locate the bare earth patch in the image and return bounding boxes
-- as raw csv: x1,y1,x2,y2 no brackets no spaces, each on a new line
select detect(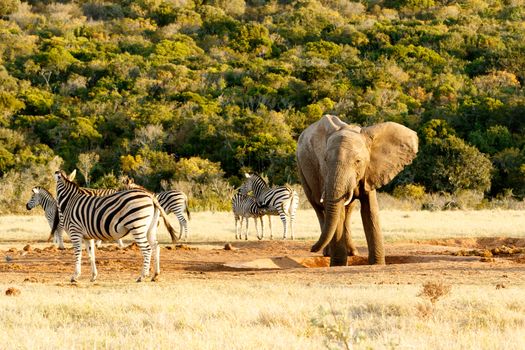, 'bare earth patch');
1,238,524,286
